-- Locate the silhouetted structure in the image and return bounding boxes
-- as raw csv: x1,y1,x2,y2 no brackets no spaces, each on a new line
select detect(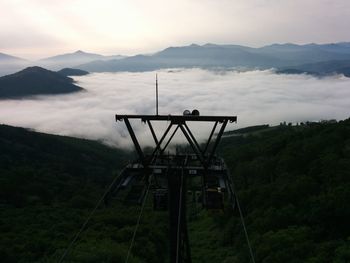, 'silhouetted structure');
107,112,237,263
